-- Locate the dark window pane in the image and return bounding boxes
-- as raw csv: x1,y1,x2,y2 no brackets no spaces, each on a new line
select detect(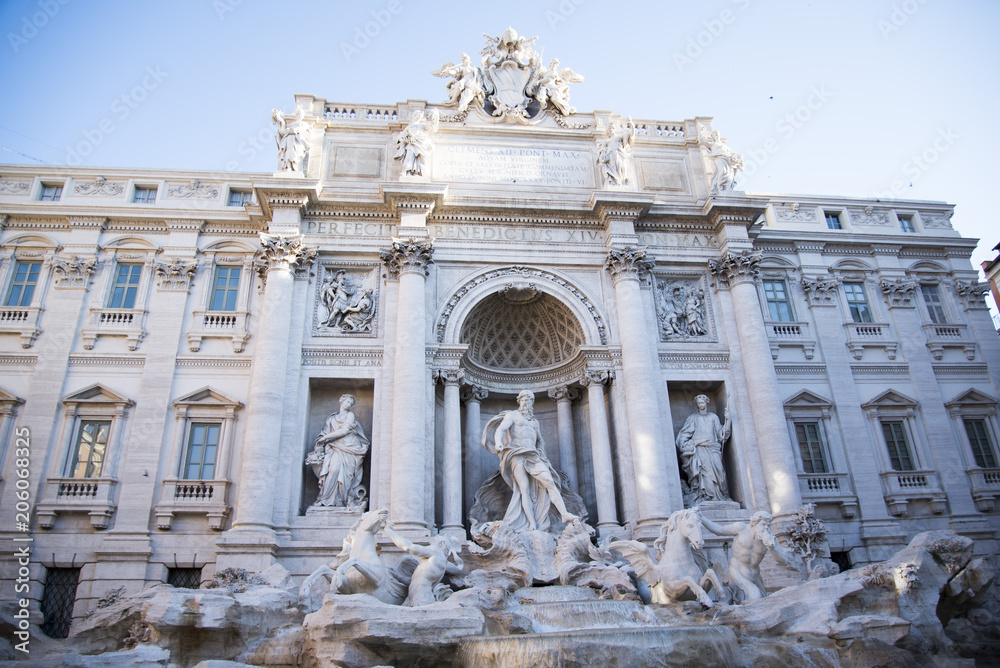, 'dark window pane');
40,567,81,639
